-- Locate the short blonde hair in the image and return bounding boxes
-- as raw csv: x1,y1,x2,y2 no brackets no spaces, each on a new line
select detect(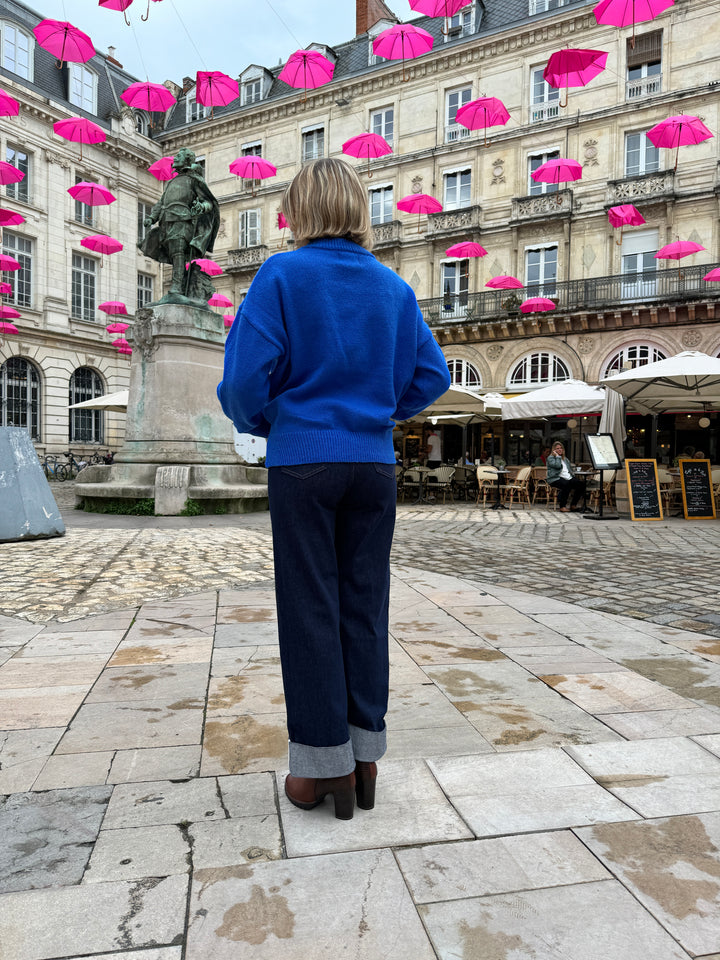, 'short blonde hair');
282,158,373,251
